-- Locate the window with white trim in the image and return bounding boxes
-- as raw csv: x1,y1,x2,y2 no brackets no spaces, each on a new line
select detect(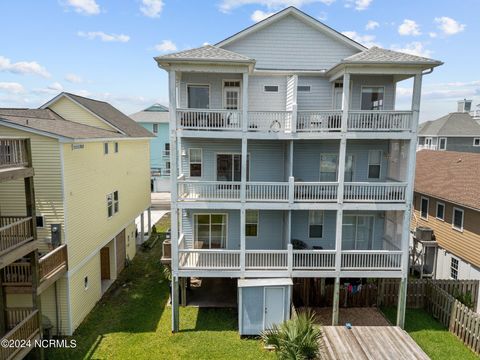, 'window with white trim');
368,150,382,179
309,210,323,238
439,137,447,150
473,138,480,147
436,202,445,221
107,191,119,218
189,148,202,177
452,207,464,231
264,85,279,92
361,87,384,110
451,258,459,280
153,123,158,134
420,197,429,220
187,84,209,109
297,85,311,92
104,142,109,155
114,142,119,153
246,210,259,237
36,215,45,228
